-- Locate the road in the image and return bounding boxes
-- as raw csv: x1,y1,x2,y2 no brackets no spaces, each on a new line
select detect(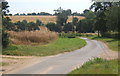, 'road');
5,37,108,74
